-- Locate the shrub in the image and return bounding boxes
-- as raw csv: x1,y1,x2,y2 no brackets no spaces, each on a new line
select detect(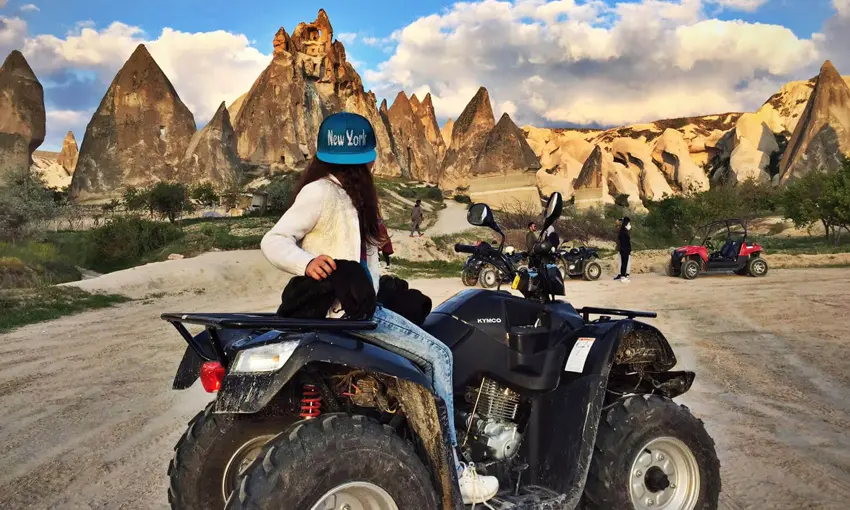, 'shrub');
191,182,220,207
780,160,850,244
453,194,472,204
0,167,60,242
88,217,181,272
